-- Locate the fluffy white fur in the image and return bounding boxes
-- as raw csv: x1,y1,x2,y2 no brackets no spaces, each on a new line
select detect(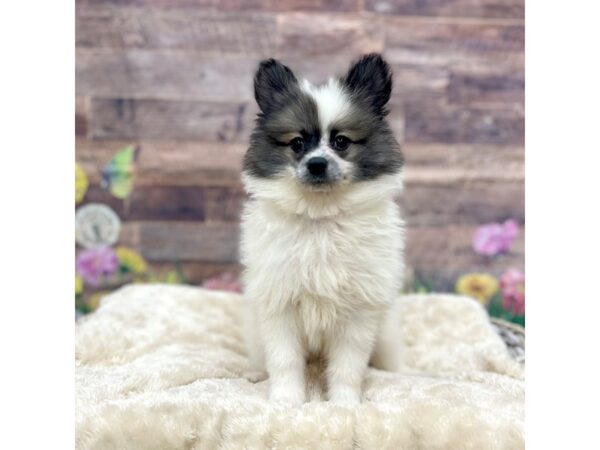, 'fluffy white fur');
301,78,351,132
241,78,406,405
75,284,524,450
241,170,405,406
